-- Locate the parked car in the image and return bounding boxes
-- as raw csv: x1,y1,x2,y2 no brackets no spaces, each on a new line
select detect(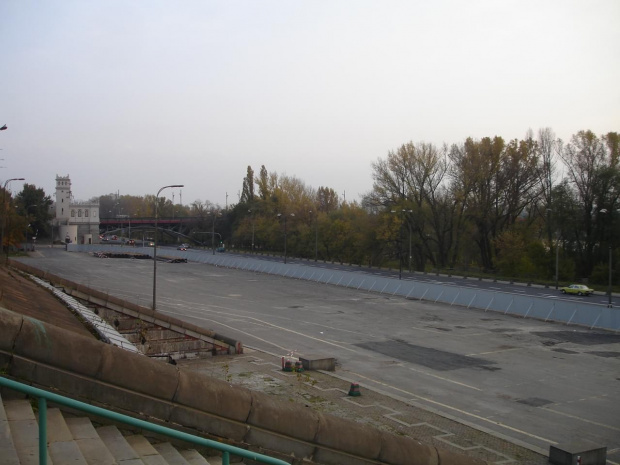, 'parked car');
560,284,594,296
